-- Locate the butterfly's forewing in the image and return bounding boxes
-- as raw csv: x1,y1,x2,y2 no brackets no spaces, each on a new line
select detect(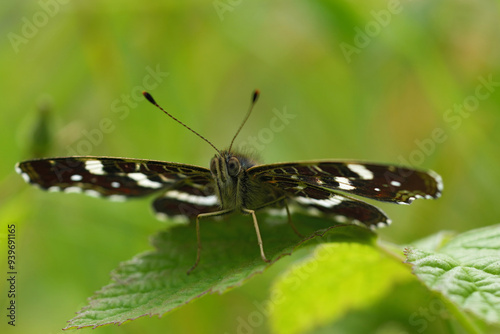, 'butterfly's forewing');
249,161,443,205
16,157,213,201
